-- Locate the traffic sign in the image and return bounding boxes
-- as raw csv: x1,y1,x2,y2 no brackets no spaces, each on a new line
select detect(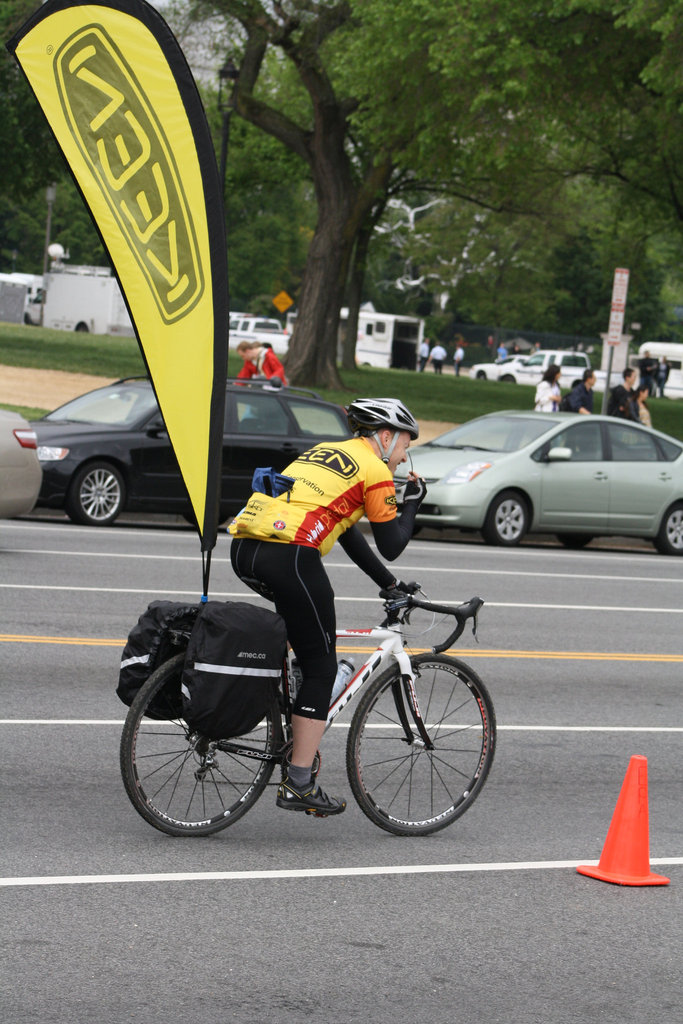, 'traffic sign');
606,268,629,346
273,290,294,314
